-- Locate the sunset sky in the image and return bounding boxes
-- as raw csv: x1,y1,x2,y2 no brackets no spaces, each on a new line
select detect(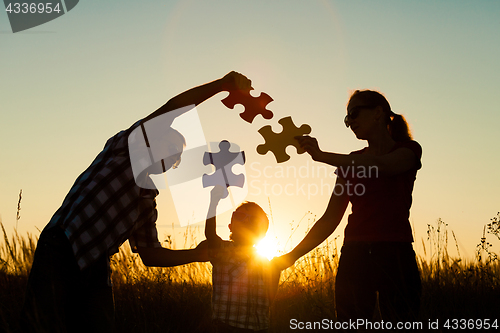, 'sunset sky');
1,0,499,261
